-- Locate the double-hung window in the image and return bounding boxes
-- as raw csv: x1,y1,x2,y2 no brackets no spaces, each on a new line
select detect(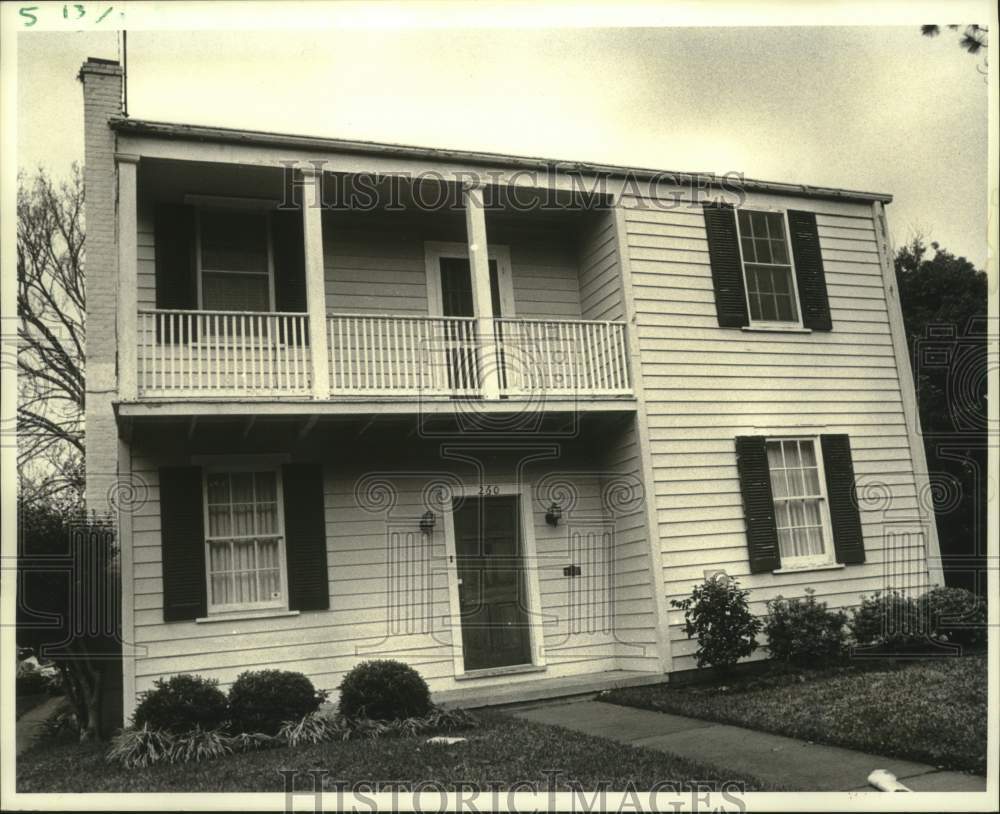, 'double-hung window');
765,438,834,568
203,469,286,612
197,209,274,312
736,210,800,325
